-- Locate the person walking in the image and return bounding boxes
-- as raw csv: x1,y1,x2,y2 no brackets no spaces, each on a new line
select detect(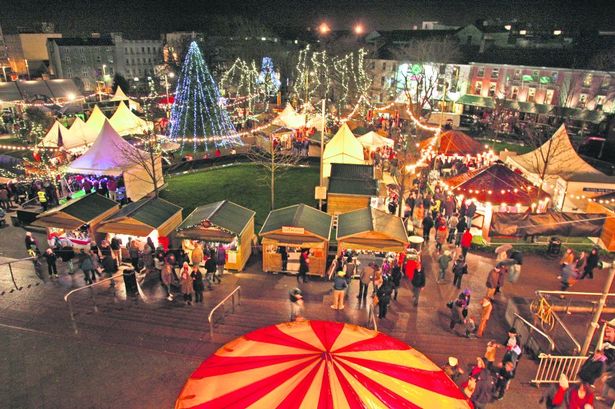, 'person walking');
59,243,76,275
289,288,304,321
437,250,452,283
25,232,39,255
580,248,600,280
216,243,226,281
128,240,141,272
161,261,174,301
205,254,218,286
470,368,495,409
190,242,204,266
179,262,194,305
37,188,48,211
78,249,95,285
391,260,402,300
452,256,468,289
411,263,426,307
376,276,394,319
476,297,493,338
142,244,154,277
191,264,204,303
494,361,516,400
435,223,447,253
358,262,374,301
449,293,466,334
297,249,309,283
331,271,348,310
508,248,523,283
460,229,473,258
447,213,459,244
110,235,122,264
486,266,504,299
44,248,58,279
422,213,434,242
